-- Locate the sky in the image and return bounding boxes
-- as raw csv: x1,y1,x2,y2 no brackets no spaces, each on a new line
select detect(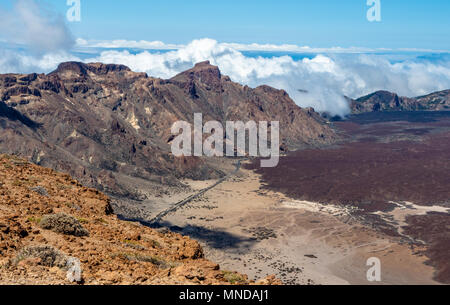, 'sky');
48,0,450,50
0,0,450,116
